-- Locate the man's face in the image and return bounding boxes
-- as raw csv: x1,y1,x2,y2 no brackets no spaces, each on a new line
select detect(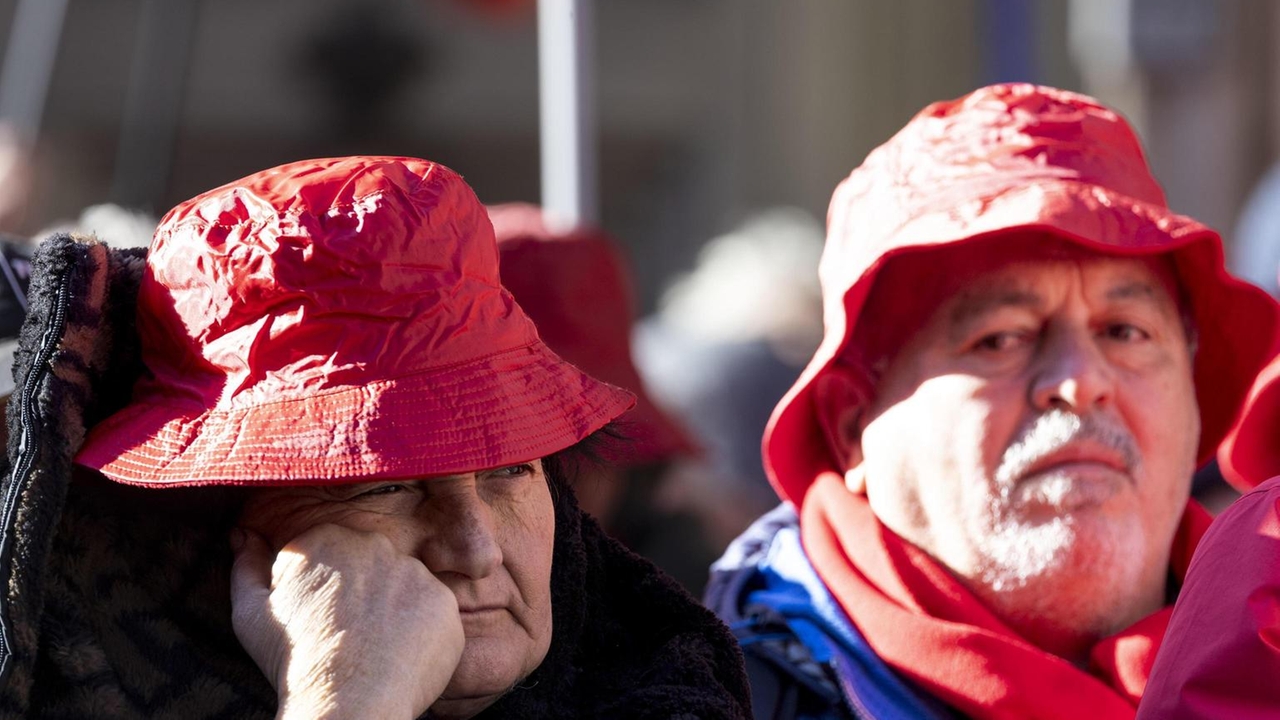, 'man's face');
850,252,1198,641
238,461,556,716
